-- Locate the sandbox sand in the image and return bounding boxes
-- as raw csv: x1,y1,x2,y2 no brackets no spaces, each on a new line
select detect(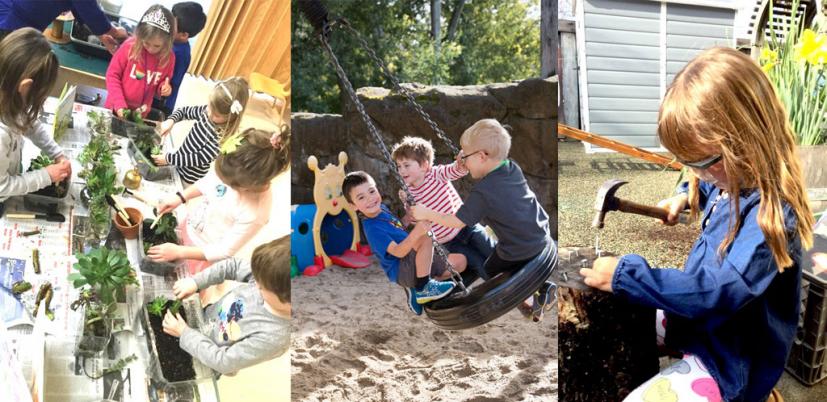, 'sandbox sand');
291,262,558,401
